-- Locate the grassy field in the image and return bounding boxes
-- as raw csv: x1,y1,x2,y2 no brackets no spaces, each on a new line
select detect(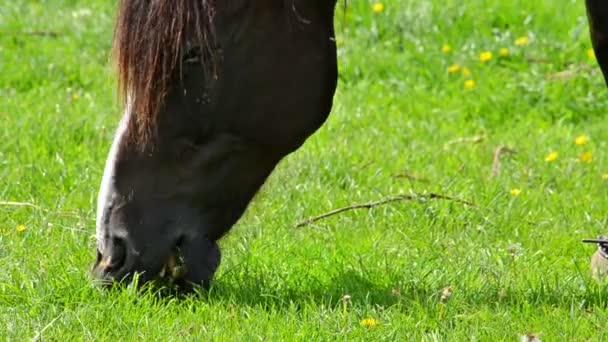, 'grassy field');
2,0,608,340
